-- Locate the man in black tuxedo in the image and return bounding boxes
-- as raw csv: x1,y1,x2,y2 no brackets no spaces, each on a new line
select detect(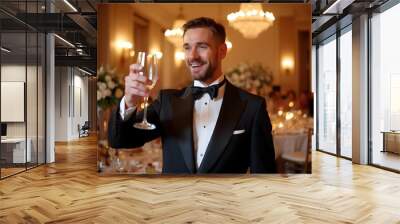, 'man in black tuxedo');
108,17,276,174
